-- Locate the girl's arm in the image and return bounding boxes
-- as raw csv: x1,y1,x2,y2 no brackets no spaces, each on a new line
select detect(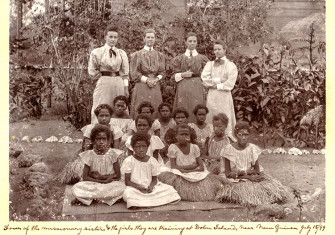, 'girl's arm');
246,159,261,175
154,129,160,138
170,158,198,171
82,164,106,183
183,157,205,173
113,138,121,149
153,150,159,161
124,173,149,193
147,176,158,193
